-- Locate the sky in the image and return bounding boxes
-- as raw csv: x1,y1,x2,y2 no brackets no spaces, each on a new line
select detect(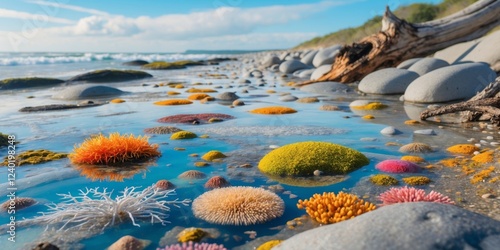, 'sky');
0,0,441,53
